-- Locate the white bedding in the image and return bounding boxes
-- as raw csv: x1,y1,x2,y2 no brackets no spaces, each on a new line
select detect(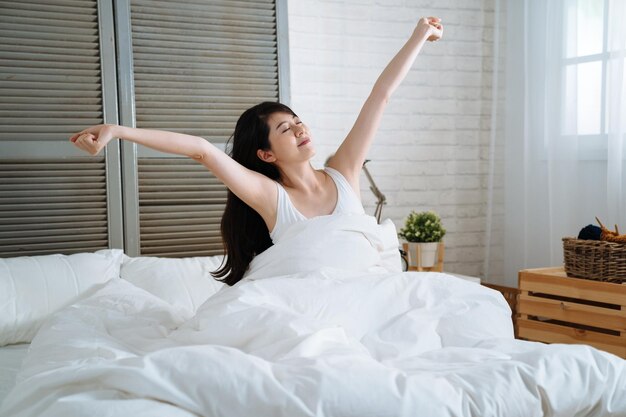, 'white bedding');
2,214,625,417
0,344,29,406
